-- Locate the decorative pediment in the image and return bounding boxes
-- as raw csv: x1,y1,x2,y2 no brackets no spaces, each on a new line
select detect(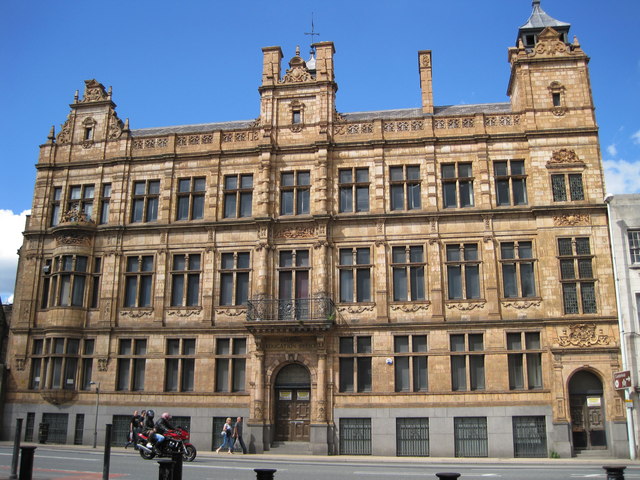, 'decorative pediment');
557,323,612,348
553,213,589,226
280,47,313,84
547,149,585,168
79,79,109,103
532,27,570,57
